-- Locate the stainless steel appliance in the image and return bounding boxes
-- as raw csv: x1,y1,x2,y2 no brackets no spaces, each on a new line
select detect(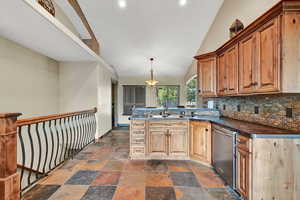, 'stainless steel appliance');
212,124,237,189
